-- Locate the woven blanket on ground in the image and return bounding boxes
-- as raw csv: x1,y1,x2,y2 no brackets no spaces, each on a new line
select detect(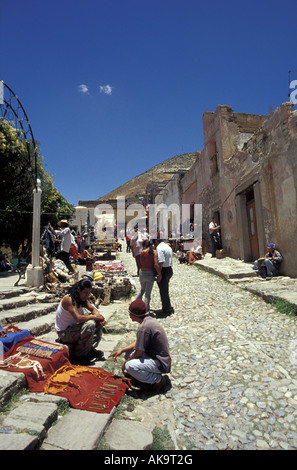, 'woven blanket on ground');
0,326,31,353
44,364,131,414
0,336,70,392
